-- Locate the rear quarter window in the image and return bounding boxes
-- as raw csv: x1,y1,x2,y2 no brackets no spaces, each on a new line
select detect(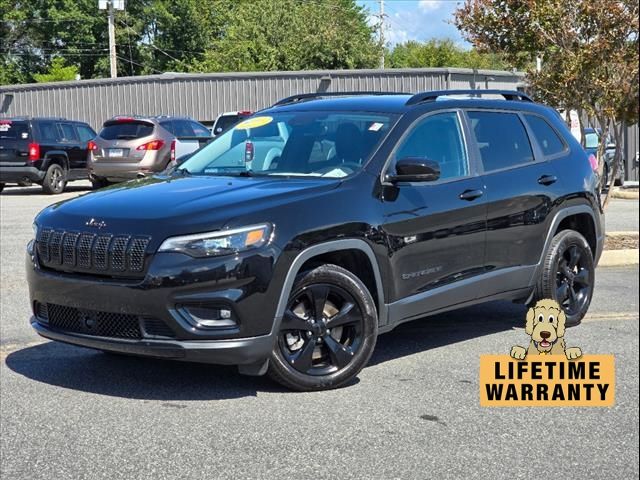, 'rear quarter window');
0,121,30,139
524,114,567,156
100,121,154,140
